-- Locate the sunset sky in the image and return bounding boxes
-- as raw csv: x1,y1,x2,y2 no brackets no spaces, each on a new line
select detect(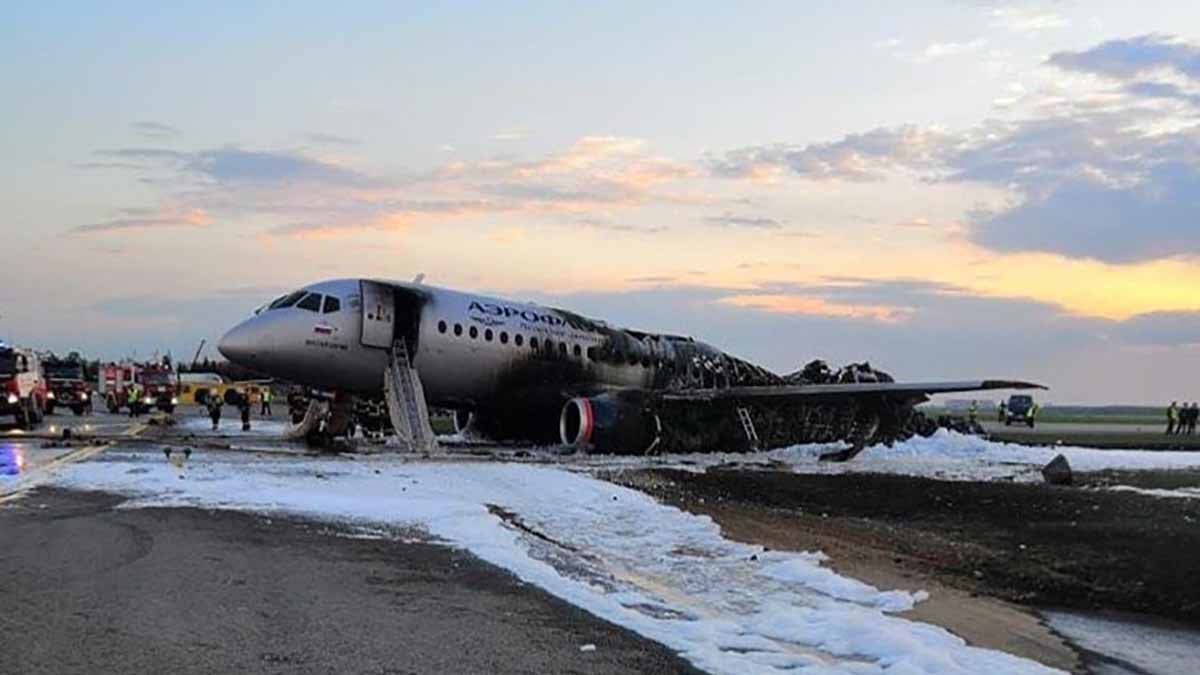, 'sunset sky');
3,1,1200,403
